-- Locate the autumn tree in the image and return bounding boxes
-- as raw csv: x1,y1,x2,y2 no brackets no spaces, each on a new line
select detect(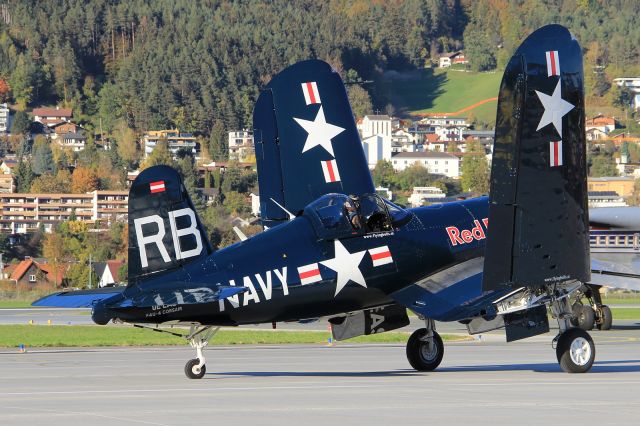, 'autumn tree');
71,167,100,193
